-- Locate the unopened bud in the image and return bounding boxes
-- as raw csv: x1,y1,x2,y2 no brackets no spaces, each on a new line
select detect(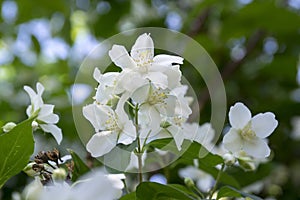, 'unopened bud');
238,158,256,171
223,153,236,166
23,162,39,177
52,168,67,181
32,121,39,131
2,122,16,132
184,177,195,188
